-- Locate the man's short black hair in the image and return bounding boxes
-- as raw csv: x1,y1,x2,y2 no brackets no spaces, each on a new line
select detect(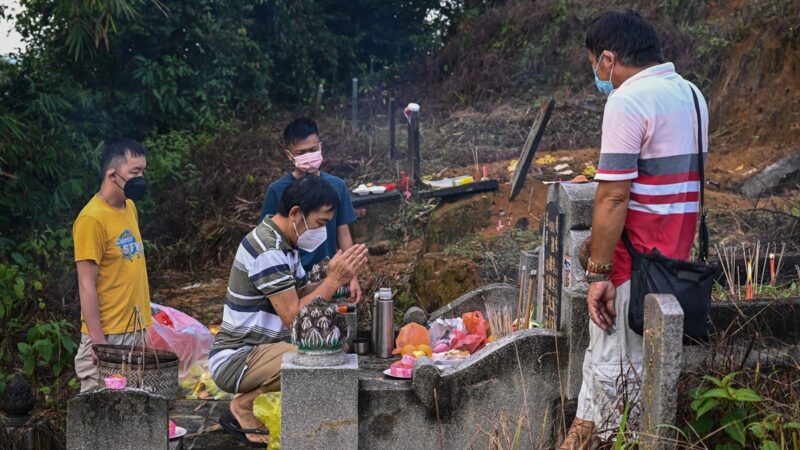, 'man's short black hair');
283,118,319,146
277,175,339,216
585,10,665,67
101,139,148,172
